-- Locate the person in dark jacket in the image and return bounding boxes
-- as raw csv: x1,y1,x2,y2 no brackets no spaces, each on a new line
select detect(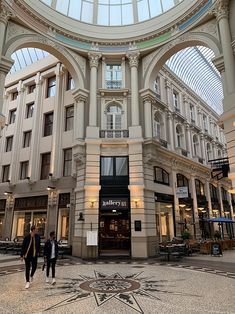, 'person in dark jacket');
43,231,58,285
20,225,41,289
